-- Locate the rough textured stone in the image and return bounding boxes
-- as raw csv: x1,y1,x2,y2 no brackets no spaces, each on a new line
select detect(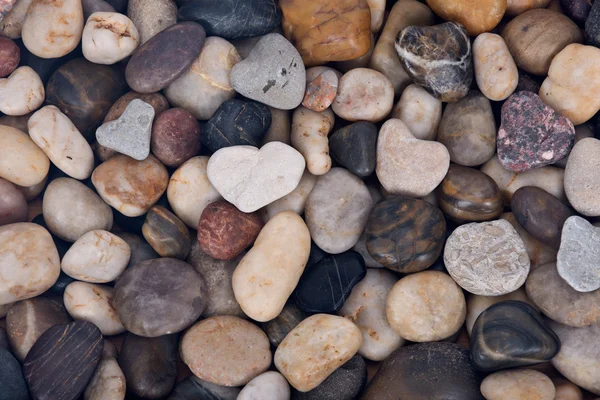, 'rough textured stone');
302,67,338,112
0,347,28,400
64,282,125,336
0,66,44,116
0,125,49,187
481,369,555,400
168,376,240,400
82,12,139,65
565,138,600,216
83,356,126,400
127,0,177,44
586,0,600,46
557,216,600,292
0,178,27,226
0,36,19,78
391,83,441,141
142,206,191,260
425,0,506,36
151,108,201,168
329,123,377,177
239,371,290,400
